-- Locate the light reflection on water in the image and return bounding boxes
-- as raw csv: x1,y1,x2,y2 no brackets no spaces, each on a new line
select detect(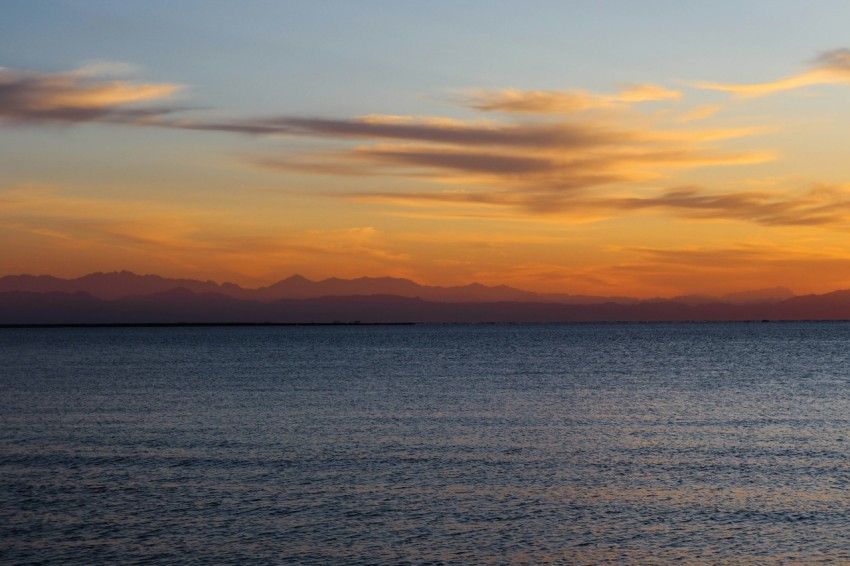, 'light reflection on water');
2,322,850,564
